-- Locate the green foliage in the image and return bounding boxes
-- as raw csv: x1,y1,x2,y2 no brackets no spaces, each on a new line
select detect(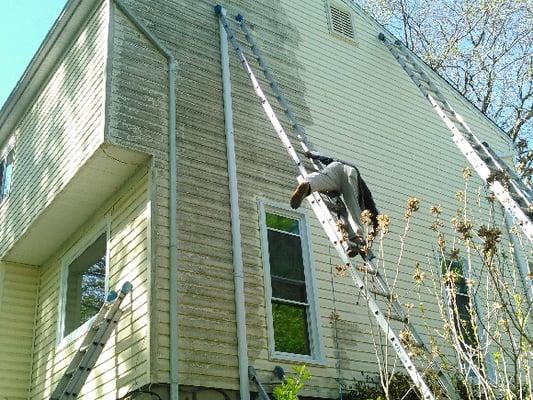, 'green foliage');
273,365,311,400
272,303,310,355
344,373,422,400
